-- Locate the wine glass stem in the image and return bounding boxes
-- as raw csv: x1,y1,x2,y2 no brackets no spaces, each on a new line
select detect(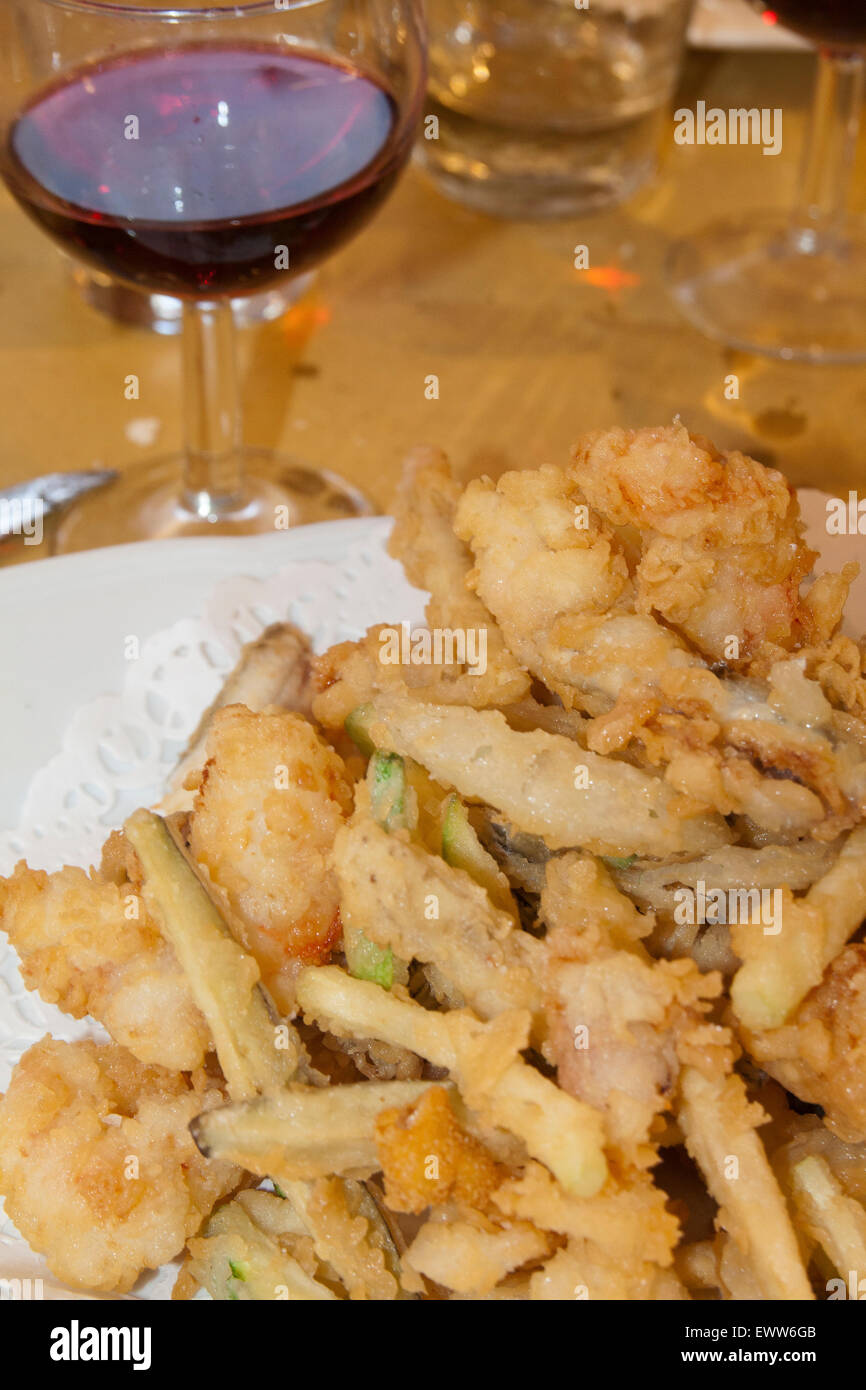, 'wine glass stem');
181,298,245,519
791,47,864,250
